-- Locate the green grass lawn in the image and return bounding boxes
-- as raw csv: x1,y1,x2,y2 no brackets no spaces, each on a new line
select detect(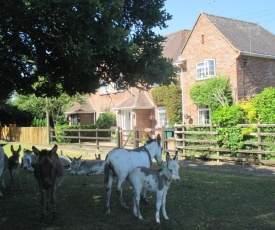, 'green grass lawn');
0,153,274,230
